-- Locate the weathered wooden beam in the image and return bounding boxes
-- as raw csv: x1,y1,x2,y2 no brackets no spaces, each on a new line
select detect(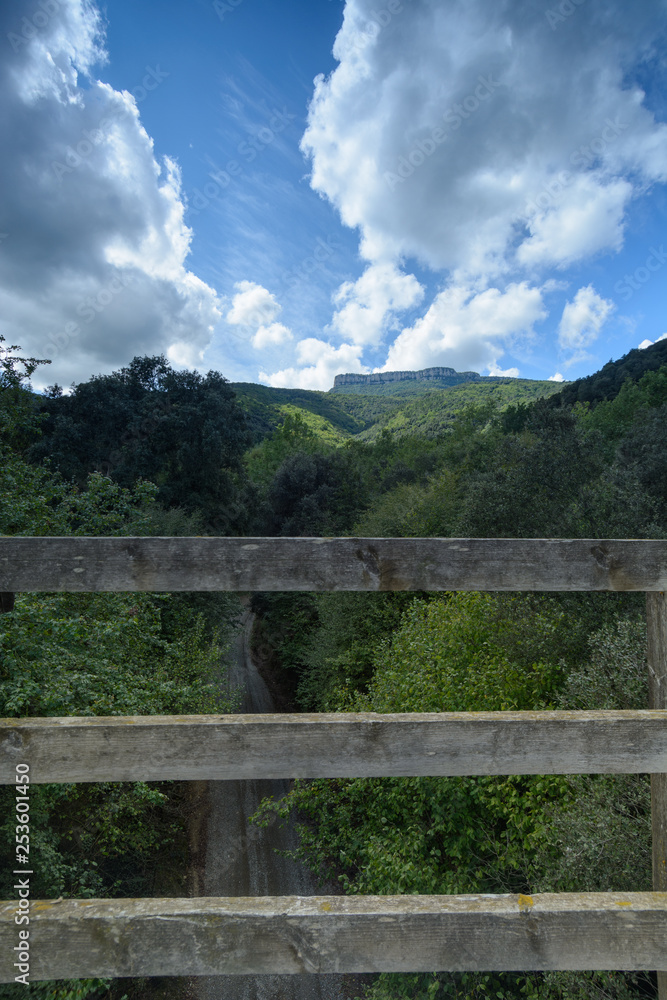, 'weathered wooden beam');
648,591,667,994
0,893,665,981
1,537,667,593
2,710,667,784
